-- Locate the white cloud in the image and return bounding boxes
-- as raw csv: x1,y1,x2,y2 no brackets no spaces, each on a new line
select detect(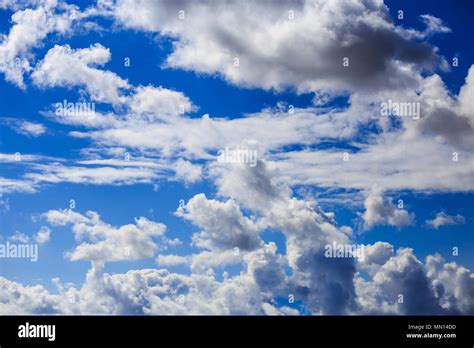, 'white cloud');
355,248,441,314
15,120,46,137
156,254,188,266
2,243,473,315
458,66,474,118
176,193,262,252
1,118,48,137
129,85,195,121
172,158,202,184
0,0,20,10
0,193,10,211
25,163,161,186
243,242,287,294
3,1,470,198
109,0,444,94
357,241,393,275
68,106,344,159
9,231,29,243
41,207,90,226
30,42,196,122
41,109,121,129
356,247,474,315
0,0,77,87
188,249,242,273
420,14,451,36
260,67,474,193
157,249,243,273
0,263,285,315
361,185,413,230
212,161,357,314
34,226,51,245
414,71,474,151
62,66,474,195
0,152,204,195
32,43,130,104
1,185,473,315
426,254,474,314
0,276,66,314
426,212,466,230
42,209,169,263
0,177,37,194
